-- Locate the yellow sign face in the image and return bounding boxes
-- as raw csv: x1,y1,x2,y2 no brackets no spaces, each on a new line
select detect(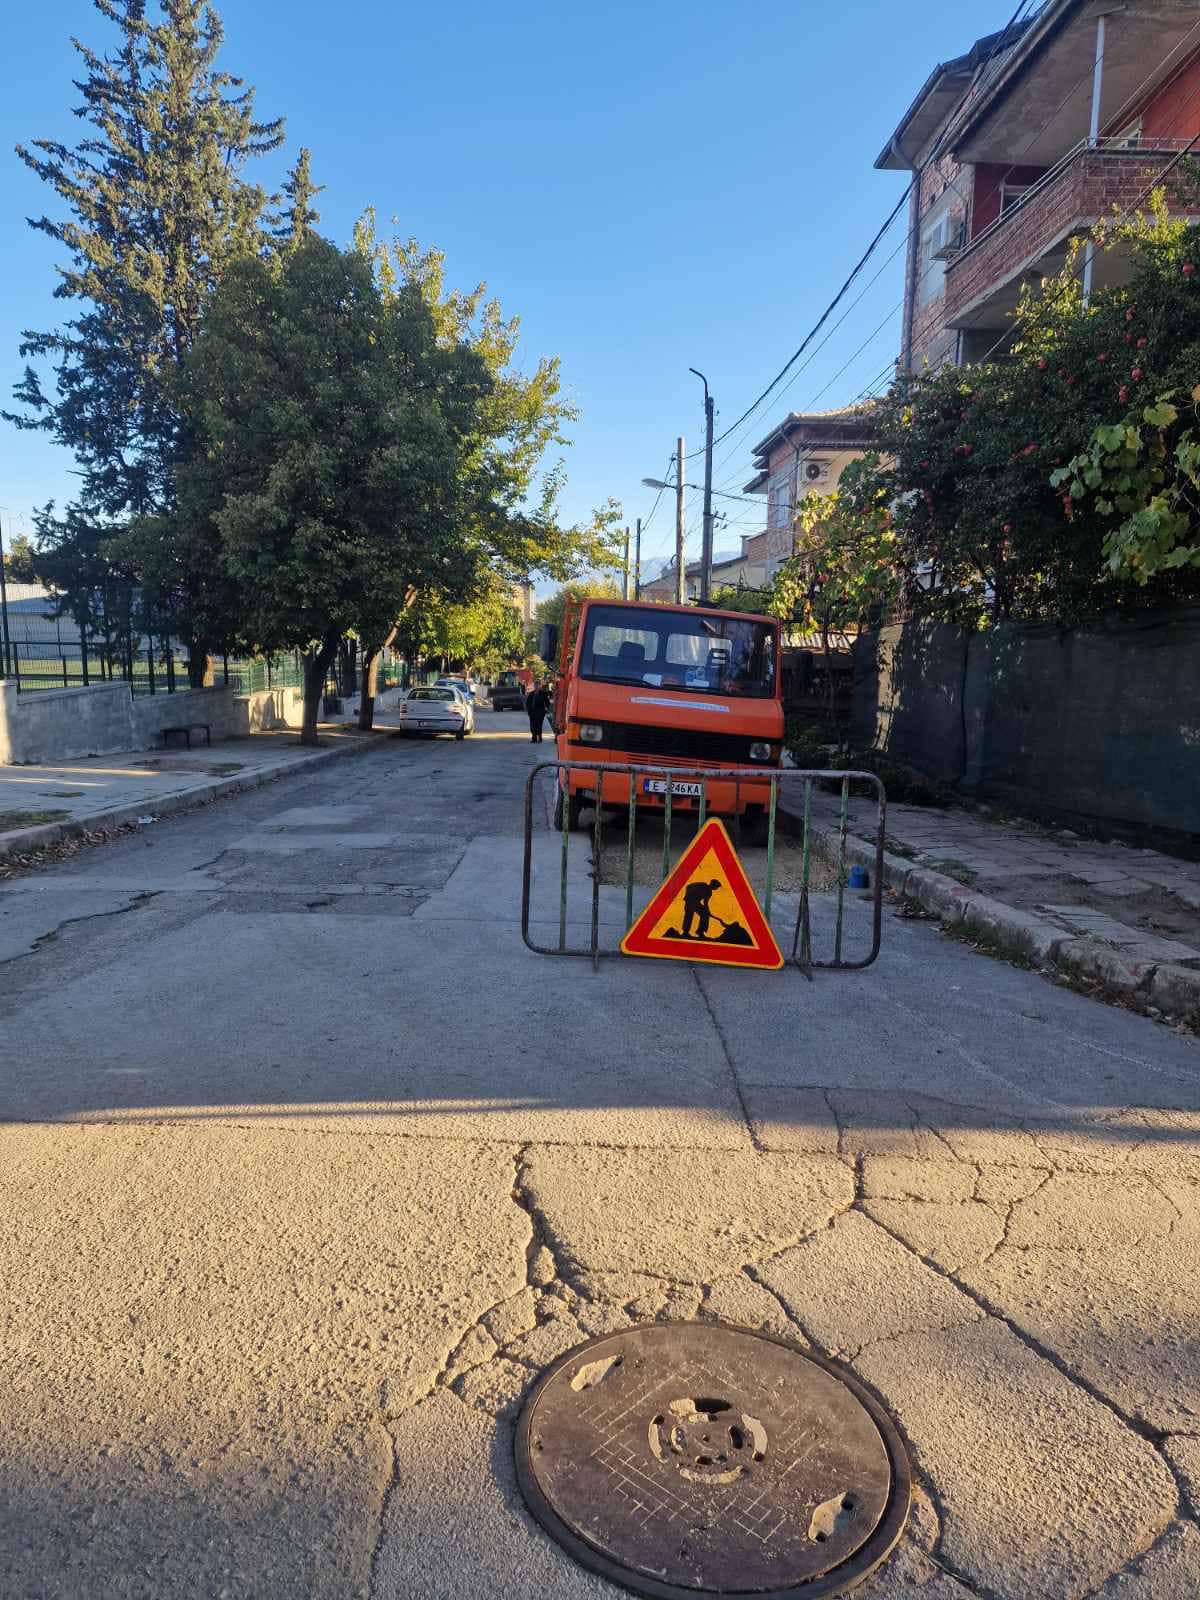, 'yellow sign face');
620,818,784,971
